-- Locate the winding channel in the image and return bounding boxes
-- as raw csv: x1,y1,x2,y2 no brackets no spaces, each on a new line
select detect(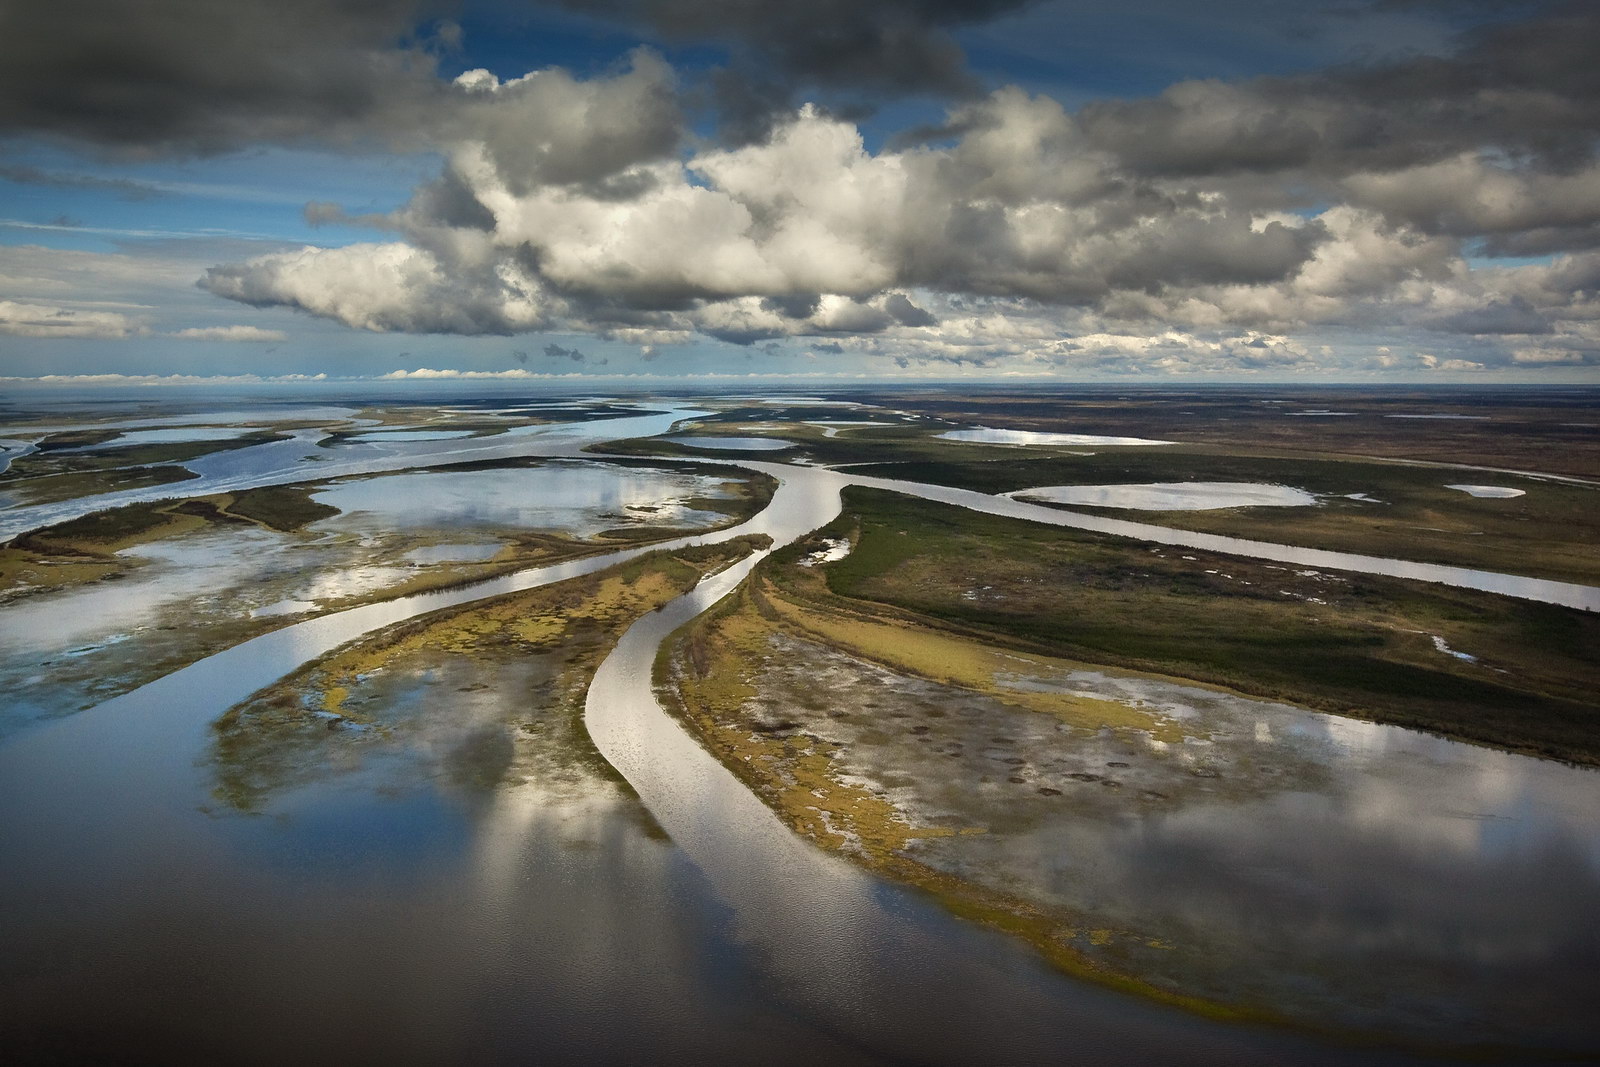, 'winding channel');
3,419,1597,1060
